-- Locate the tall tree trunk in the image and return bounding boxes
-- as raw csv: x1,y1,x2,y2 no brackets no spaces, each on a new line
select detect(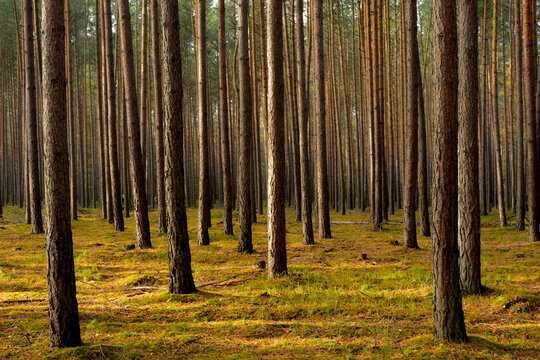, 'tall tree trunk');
457,0,482,295
42,0,81,347
237,0,253,253
523,0,539,241
102,0,124,232
23,0,44,234
491,0,507,227
218,0,233,236
431,0,467,342
418,68,431,237
160,0,196,294
514,0,525,231
403,0,419,248
65,0,77,220
313,0,331,239
295,0,314,245
117,0,152,248
196,0,211,246
150,0,166,233
267,0,287,278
